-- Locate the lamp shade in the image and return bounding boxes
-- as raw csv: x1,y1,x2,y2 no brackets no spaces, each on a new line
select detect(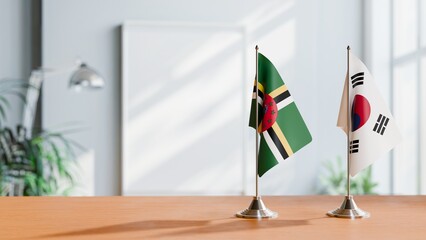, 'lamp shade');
69,63,104,90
